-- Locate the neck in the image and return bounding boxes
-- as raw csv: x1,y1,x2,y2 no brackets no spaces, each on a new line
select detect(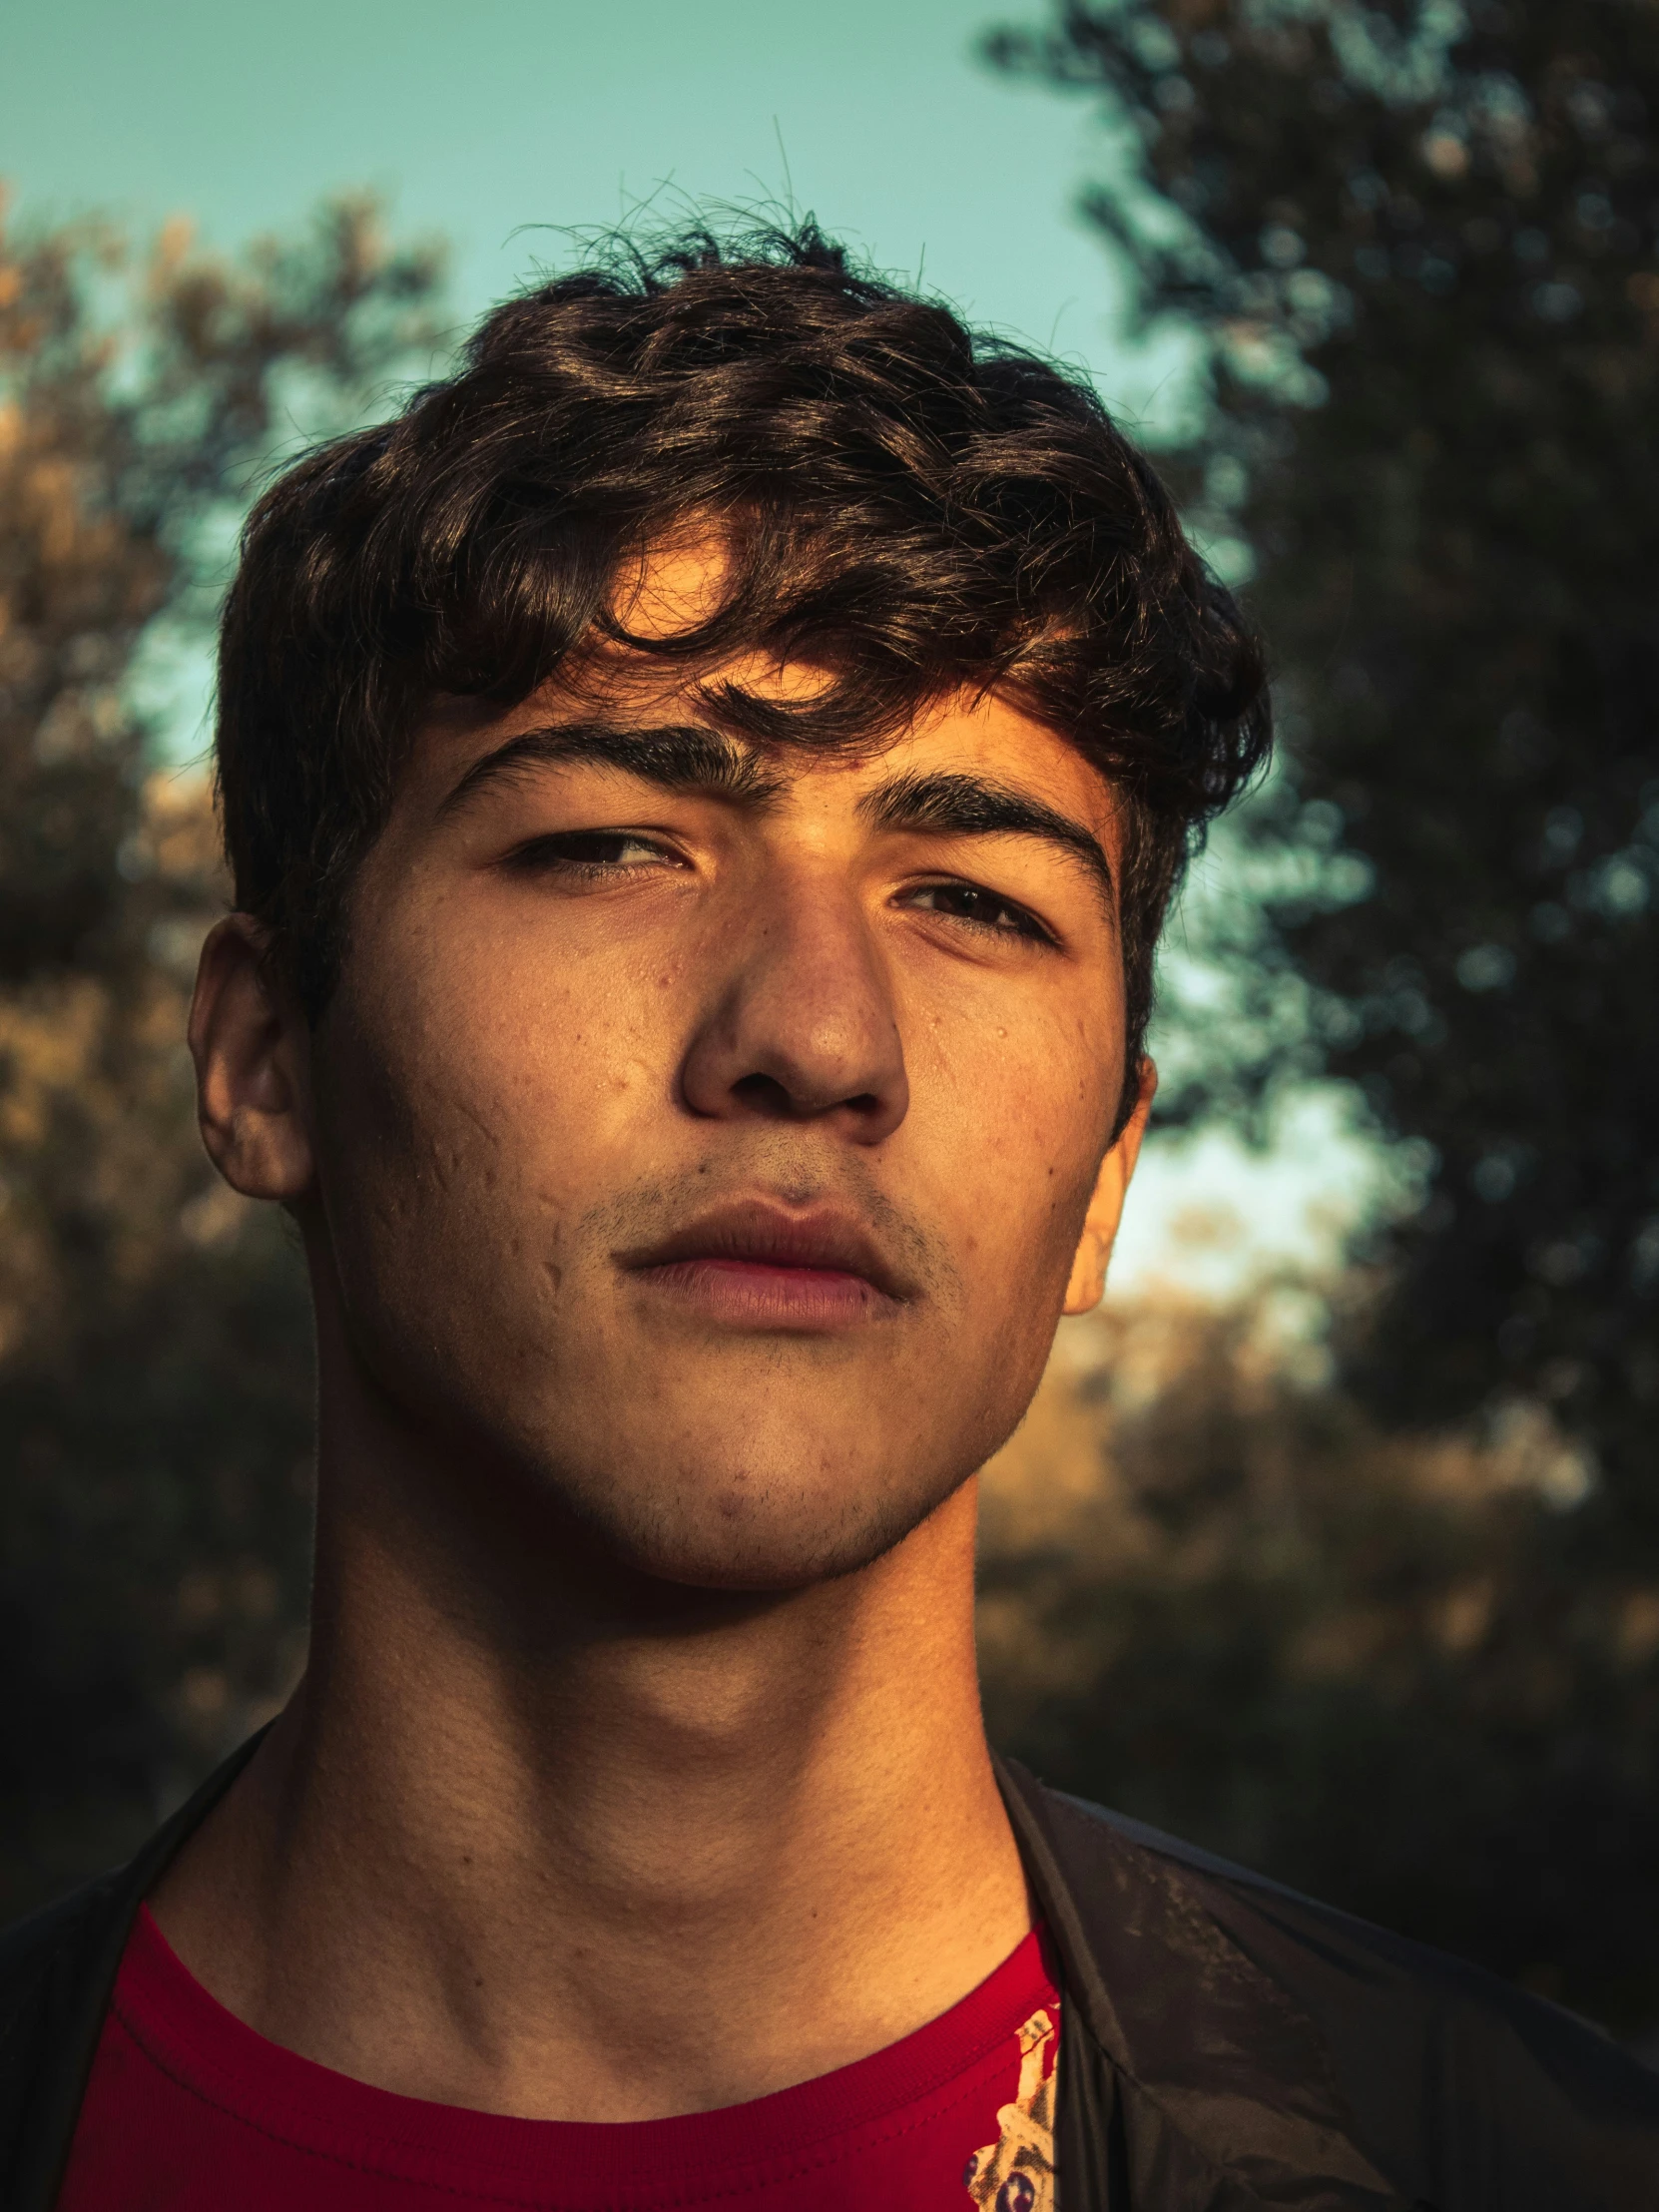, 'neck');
151,1357,1028,2120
